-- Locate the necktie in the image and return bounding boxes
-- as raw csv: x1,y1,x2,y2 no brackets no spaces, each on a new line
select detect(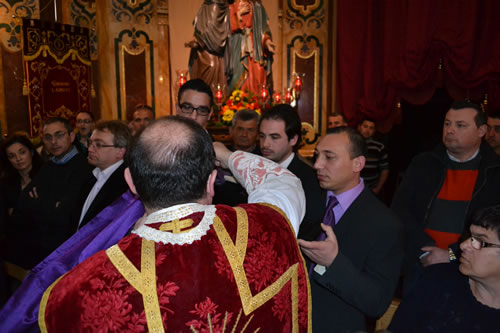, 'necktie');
317,195,339,241
309,196,338,275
